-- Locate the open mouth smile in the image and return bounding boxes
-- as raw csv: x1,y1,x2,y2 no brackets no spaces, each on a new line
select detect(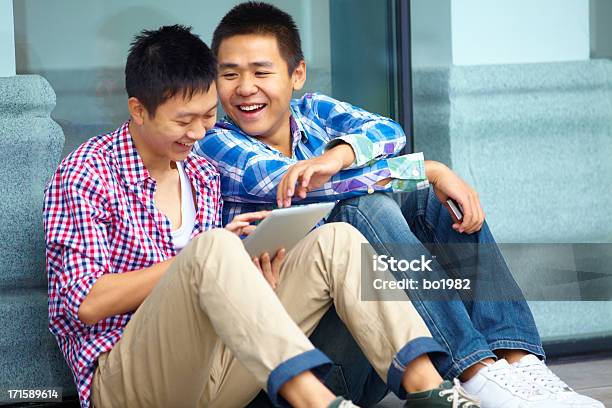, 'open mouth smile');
237,103,266,114
176,141,195,148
